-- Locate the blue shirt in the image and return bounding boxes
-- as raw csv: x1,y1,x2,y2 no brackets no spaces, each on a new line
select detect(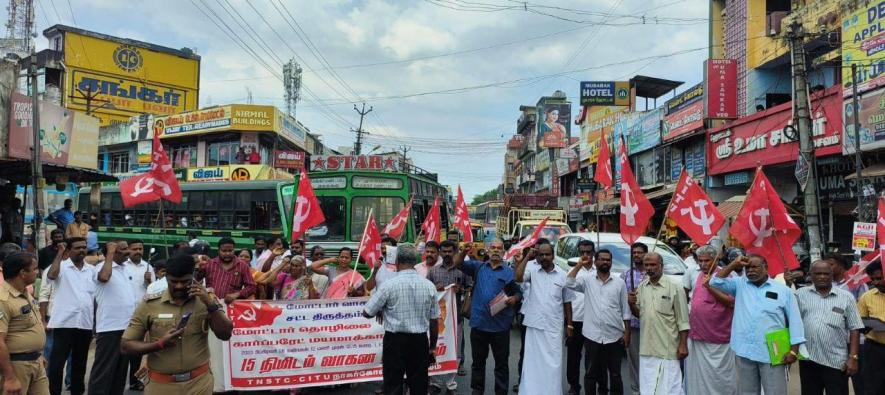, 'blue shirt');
711,276,806,363
86,231,98,252
462,259,520,333
49,208,74,228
